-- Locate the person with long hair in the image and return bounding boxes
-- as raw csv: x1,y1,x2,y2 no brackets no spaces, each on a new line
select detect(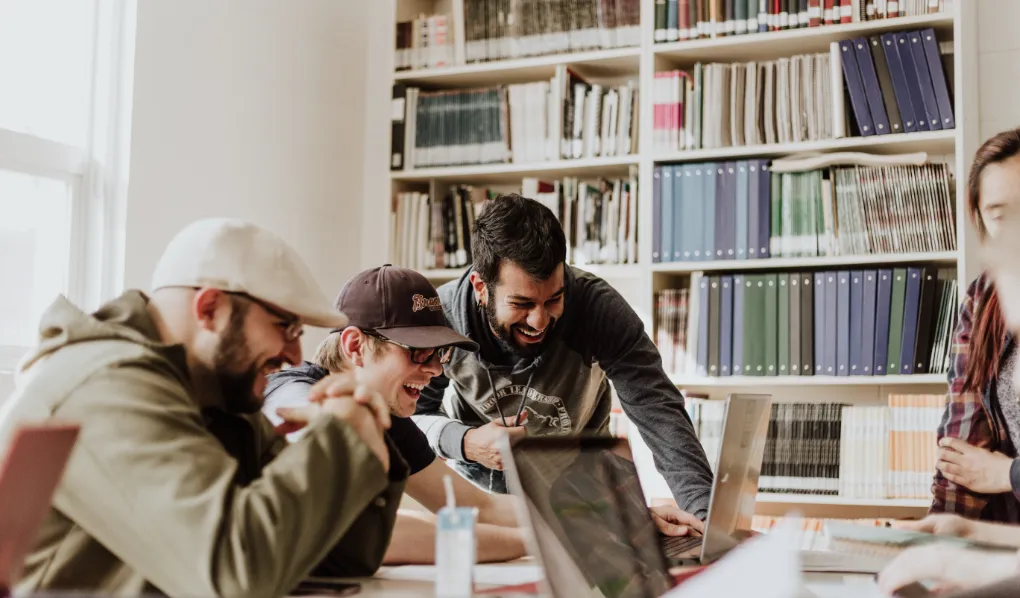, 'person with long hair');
931,127,1020,522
